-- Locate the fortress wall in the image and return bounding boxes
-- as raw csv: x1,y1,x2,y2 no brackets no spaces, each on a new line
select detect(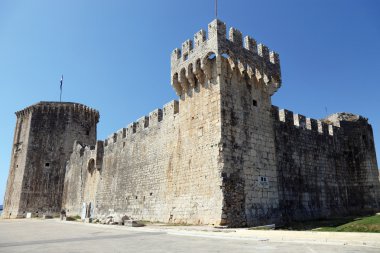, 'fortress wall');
271,107,380,222
93,101,181,222
215,53,379,227
60,20,379,226
219,57,280,227
65,62,224,225
62,141,101,216
336,118,380,210
2,113,32,218
95,88,223,224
